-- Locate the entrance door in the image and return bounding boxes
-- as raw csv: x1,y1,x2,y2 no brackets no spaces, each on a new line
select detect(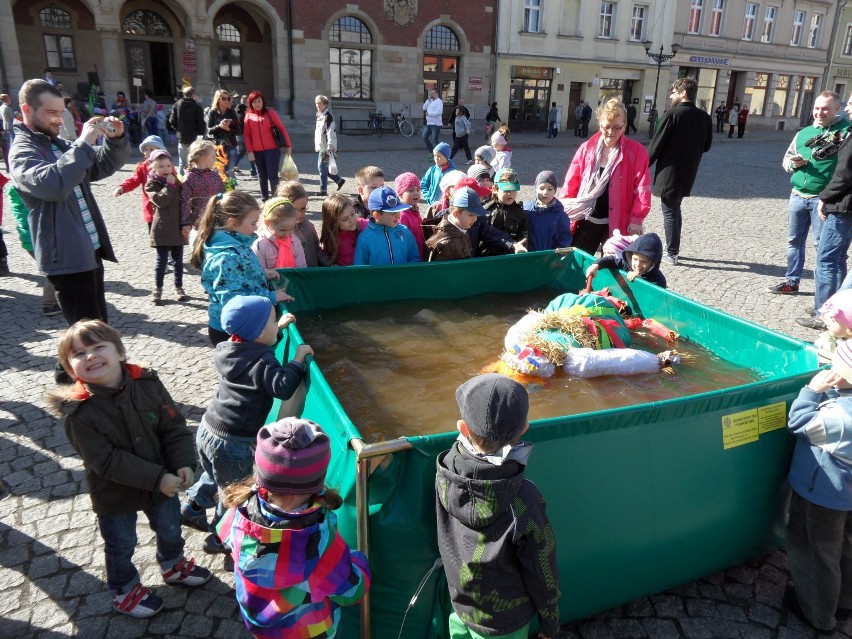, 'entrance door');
125,41,174,102
567,82,583,131
508,78,551,130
